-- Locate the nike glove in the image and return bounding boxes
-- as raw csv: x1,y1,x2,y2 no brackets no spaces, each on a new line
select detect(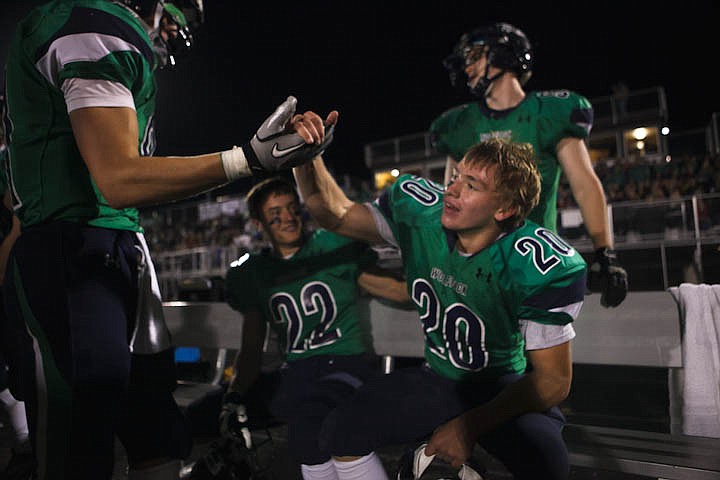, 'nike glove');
245,96,334,173
221,96,335,179
587,247,628,308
